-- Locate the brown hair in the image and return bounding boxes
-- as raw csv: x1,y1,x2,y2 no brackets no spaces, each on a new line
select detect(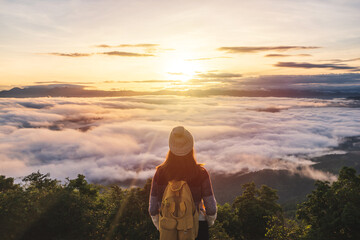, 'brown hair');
157,149,203,183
